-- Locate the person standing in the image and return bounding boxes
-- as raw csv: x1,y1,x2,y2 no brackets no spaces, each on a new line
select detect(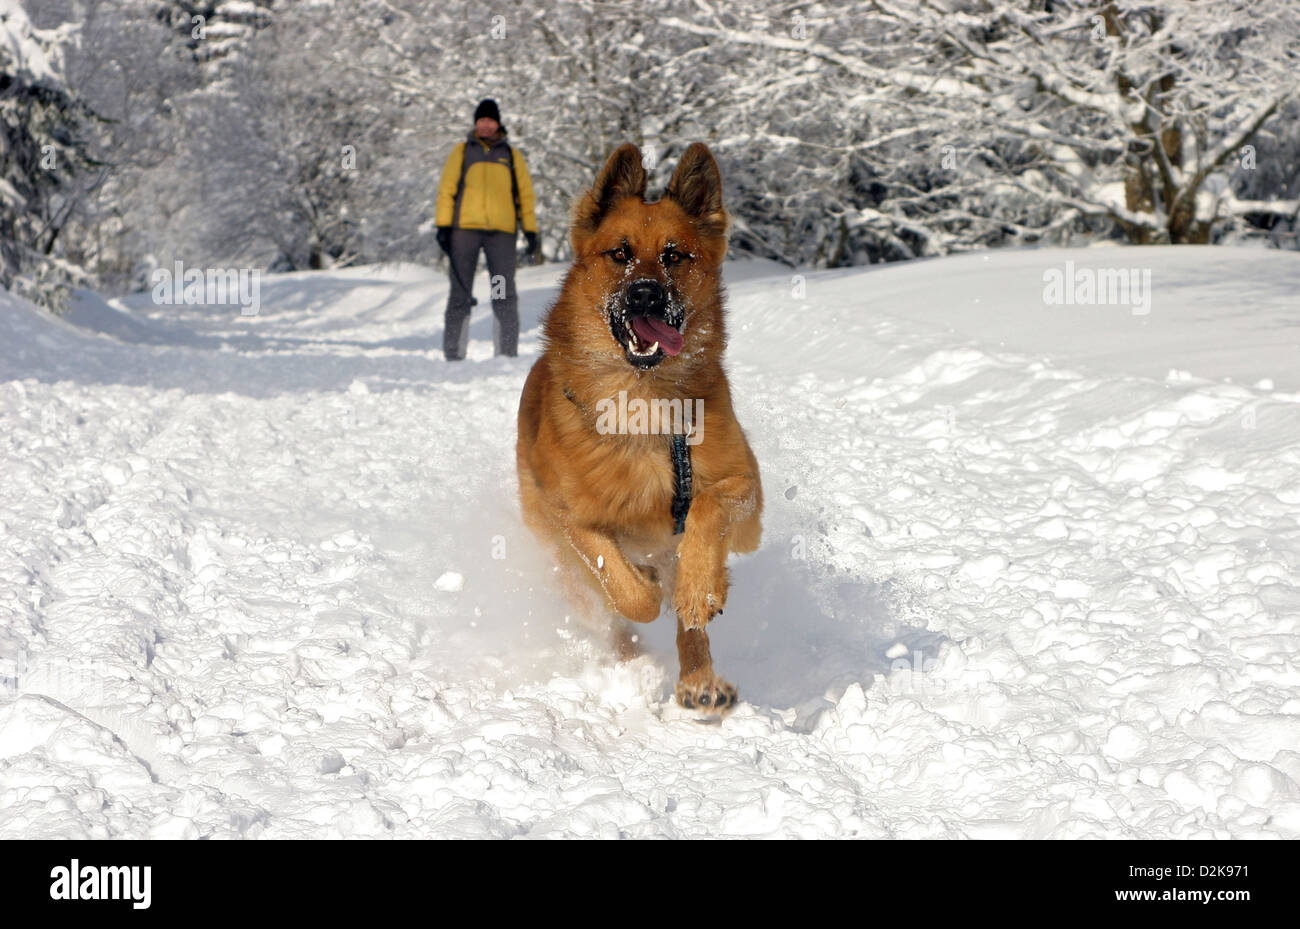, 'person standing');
435,99,540,360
